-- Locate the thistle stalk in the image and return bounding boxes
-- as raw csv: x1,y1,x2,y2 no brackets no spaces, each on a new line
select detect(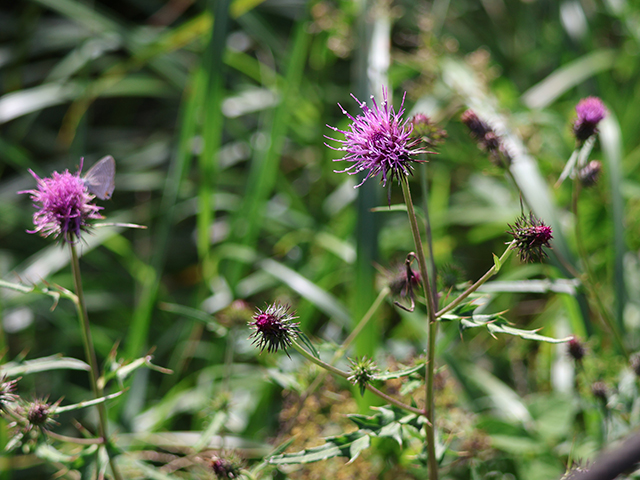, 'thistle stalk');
69,240,122,480
400,175,438,480
290,340,424,416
